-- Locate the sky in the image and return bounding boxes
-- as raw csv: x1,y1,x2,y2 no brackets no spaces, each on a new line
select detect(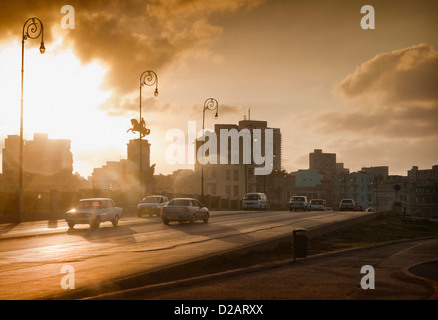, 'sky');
0,0,437,178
